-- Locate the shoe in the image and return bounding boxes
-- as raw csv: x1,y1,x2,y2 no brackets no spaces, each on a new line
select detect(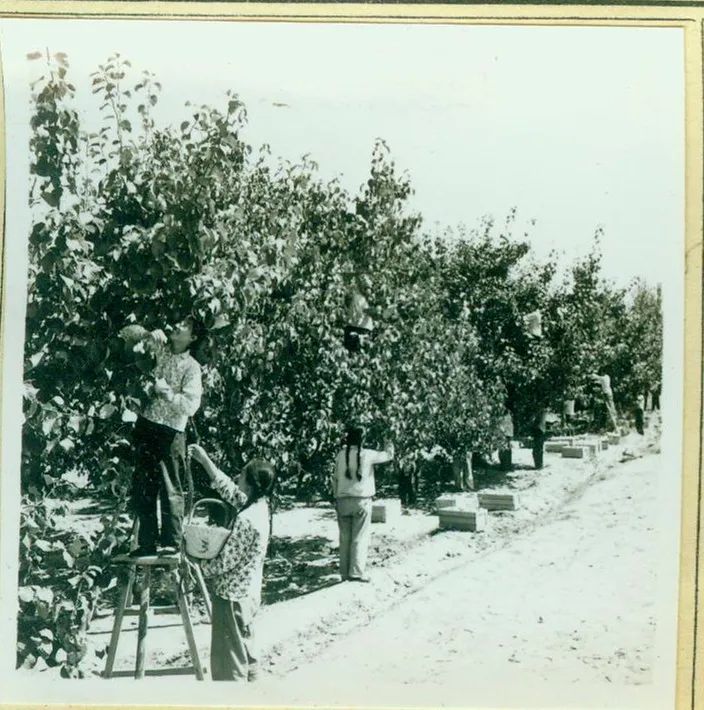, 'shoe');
349,576,371,583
